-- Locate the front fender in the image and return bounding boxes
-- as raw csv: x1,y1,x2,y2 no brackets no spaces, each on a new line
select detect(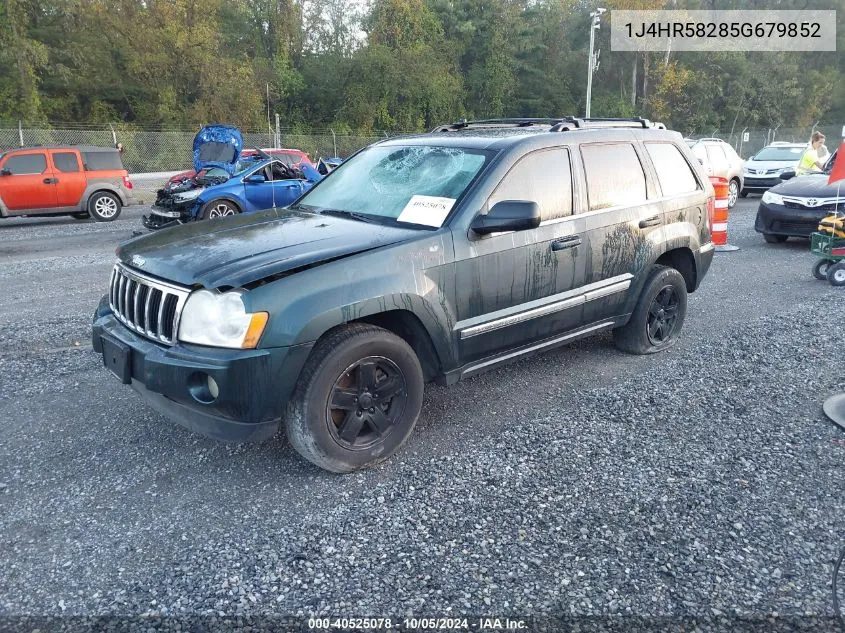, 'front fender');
244,233,458,371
